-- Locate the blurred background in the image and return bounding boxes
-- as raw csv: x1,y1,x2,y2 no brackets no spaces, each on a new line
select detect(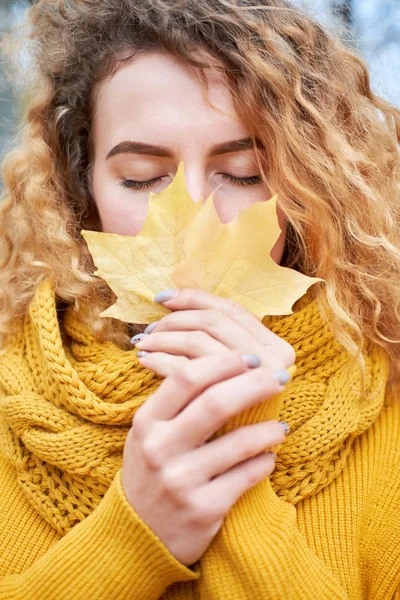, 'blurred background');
0,0,399,160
